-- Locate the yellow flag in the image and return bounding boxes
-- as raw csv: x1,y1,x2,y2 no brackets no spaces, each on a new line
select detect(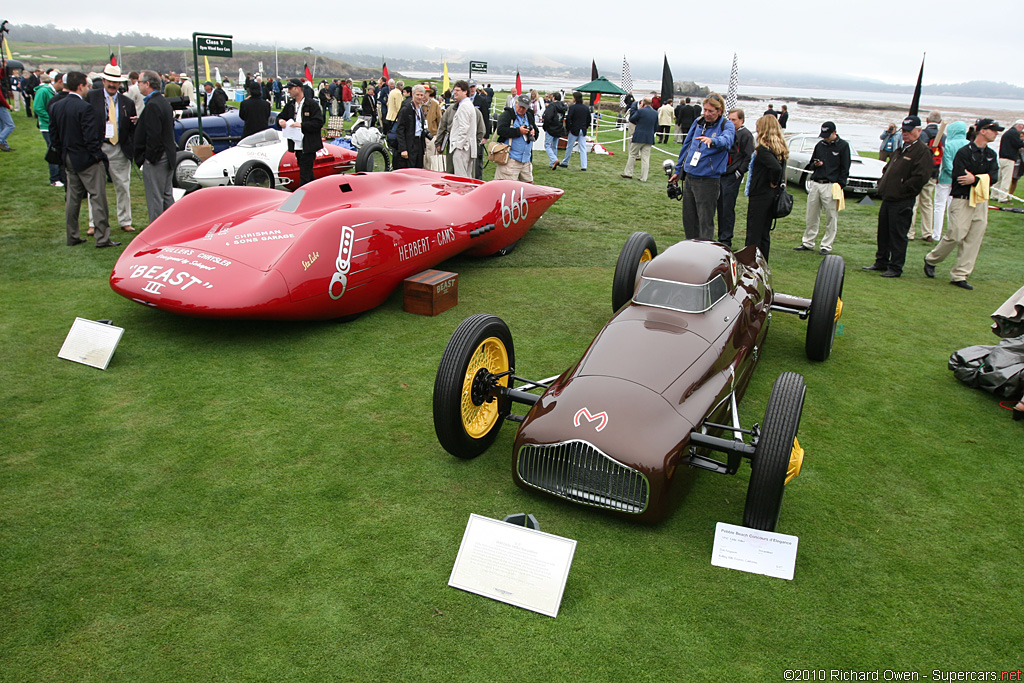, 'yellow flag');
204,56,210,83
442,61,449,95
3,38,12,61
